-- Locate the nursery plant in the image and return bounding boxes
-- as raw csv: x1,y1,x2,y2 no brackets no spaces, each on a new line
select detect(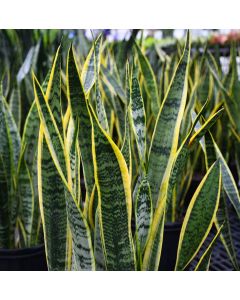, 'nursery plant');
1,29,239,271
31,30,240,271
0,83,42,249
